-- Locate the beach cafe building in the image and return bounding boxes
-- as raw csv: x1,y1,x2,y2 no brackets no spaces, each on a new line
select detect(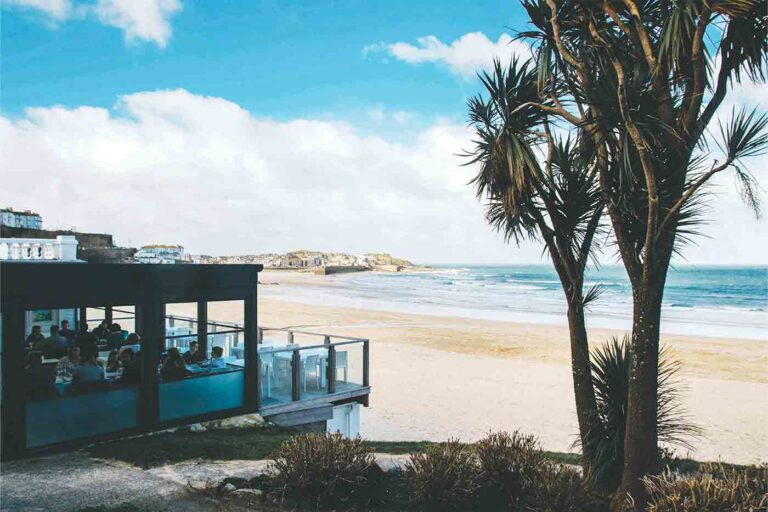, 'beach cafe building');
0,262,370,460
